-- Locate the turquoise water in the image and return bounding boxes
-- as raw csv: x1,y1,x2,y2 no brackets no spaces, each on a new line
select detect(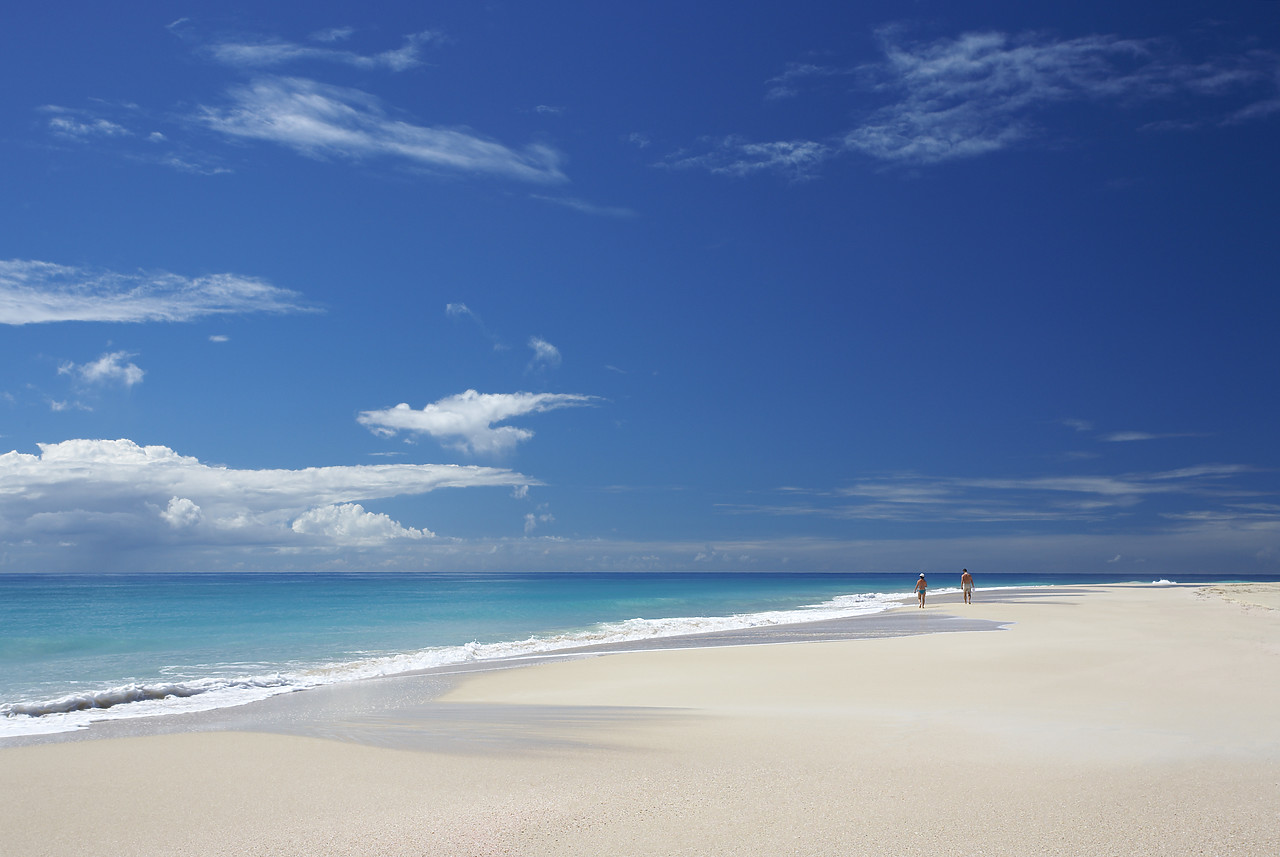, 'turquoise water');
1,571,1268,737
